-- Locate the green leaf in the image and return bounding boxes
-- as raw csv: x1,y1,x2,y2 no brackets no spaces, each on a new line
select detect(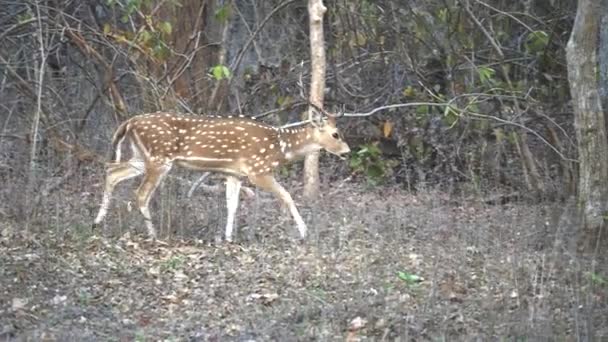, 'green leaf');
477,66,495,84
415,104,429,116
437,8,448,23
366,164,384,178
589,272,606,286
525,30,549,54
367,143,382,156
210,64,231,81
138,30,153,44
153,42,171,60
158,21,172,35
221,66,231,79
397,271,422,284
215,4,232,22
443,105,460,127
357,147,369,156
349,156,363,169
